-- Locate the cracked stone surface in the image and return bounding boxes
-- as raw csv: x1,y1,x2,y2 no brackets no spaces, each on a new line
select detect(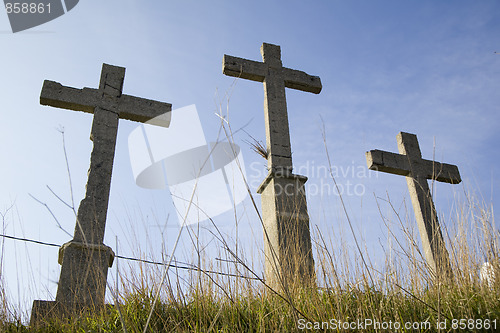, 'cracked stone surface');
366,132,461,280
